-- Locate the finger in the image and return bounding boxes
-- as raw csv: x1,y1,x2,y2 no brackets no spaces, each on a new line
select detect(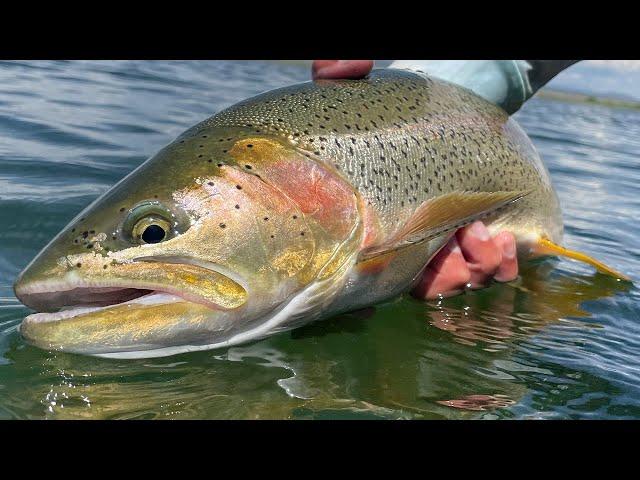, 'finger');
411,237,471,300
492,231,519,282
456,221,502,289
312,60,374,80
